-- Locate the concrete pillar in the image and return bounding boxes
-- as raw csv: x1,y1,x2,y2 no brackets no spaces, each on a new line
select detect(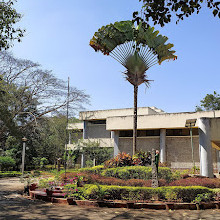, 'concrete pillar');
83,121,88,139
160,129,166,163
198,118,214,178
112,131,119,157
81,153,85,168
217,150,220,174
